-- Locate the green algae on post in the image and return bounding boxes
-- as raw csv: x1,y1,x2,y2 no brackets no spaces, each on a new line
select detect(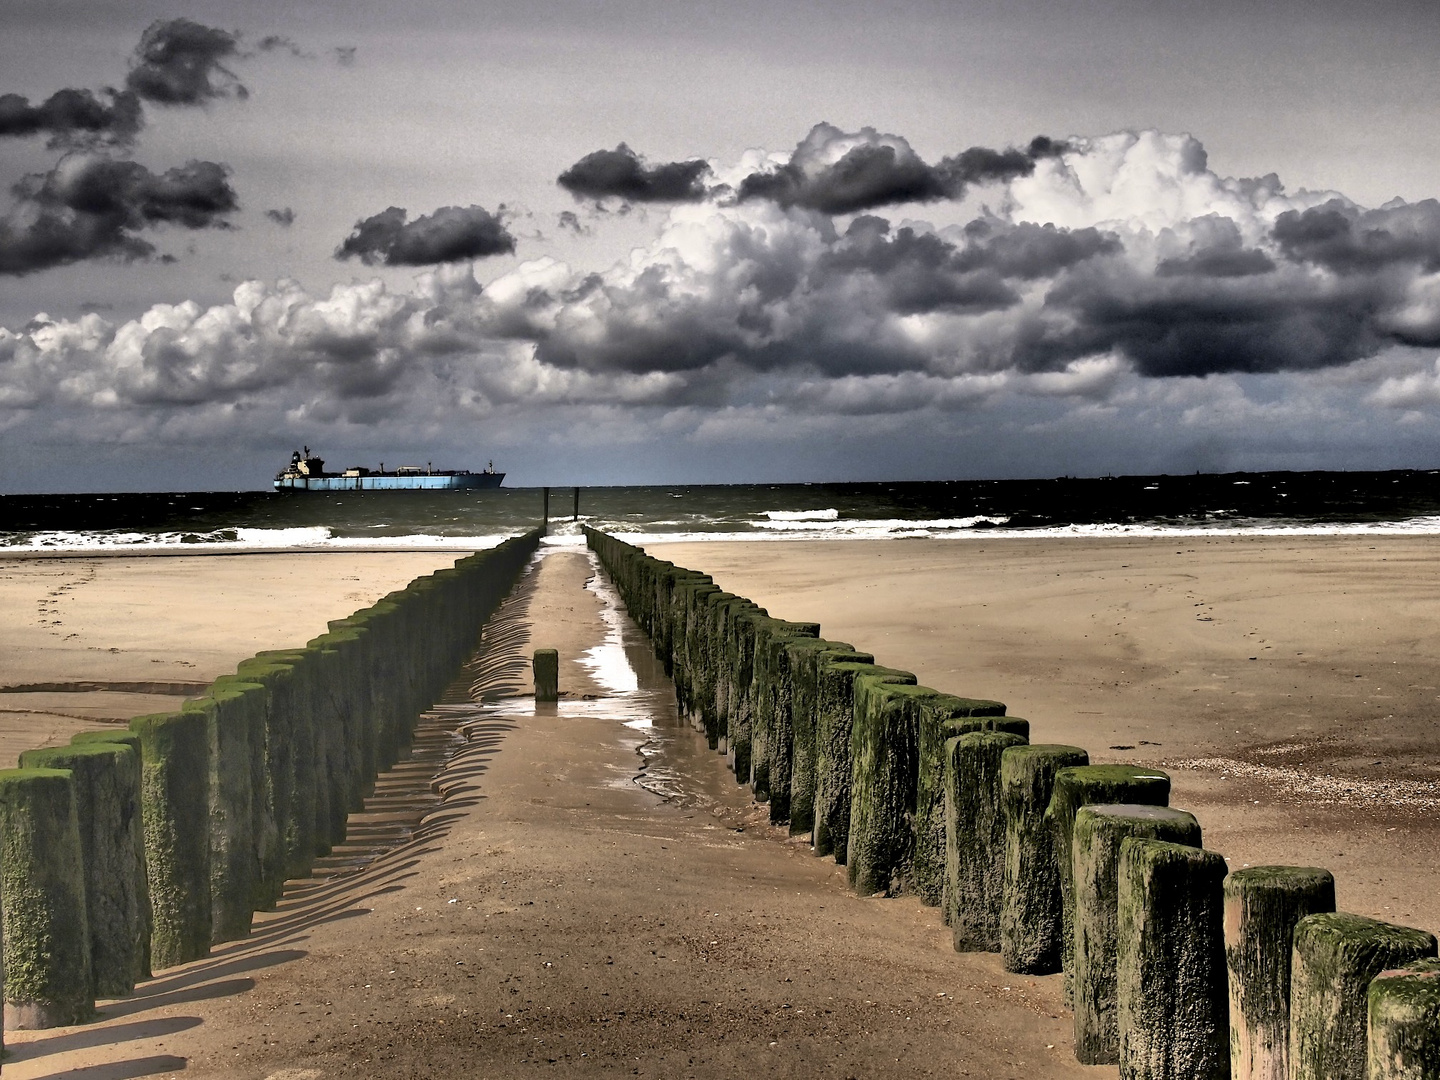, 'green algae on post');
1046,764,1171,1005
912,694,1007,907
20,742,147,998
0,767,94,1028
71,728,154,982
999,744,1089,975
1223,865,1335,1080
1071,803,1200,1065
813,661,910,862
1116,838,1229,1080
1289,912,1436,1080
847,679,938,896
131,710,213,970
945,730,1026,951
1368,957,1440,1080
